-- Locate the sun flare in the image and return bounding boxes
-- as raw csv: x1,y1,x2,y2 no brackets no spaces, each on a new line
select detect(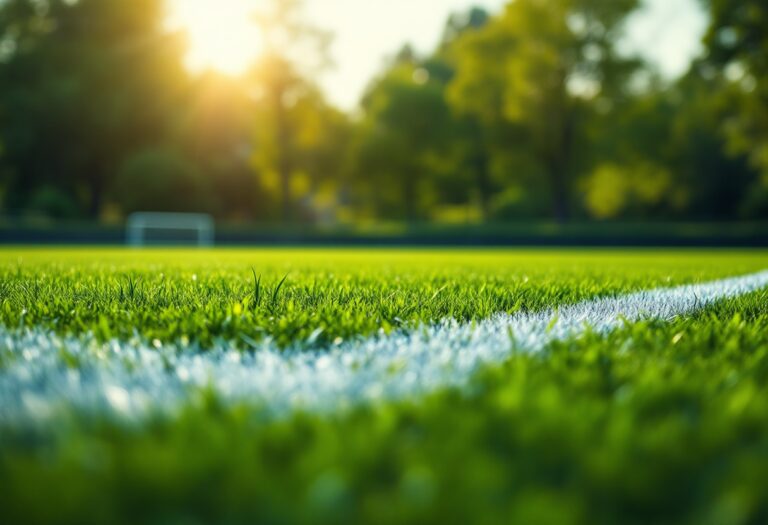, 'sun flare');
169,0,262,76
